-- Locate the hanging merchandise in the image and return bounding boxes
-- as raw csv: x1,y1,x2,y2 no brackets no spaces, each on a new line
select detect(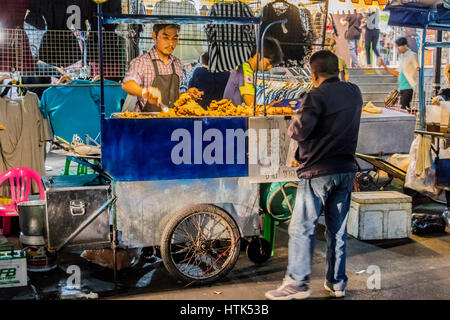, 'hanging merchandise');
24,0,122,69
256,78,312,105
150,0,206,63
298,4,316,44
0,92,50,197
38,31,83,68
40,79,126,143
312,9,338,43
25,0,121,31
261,1,313,67
405,135,442,199
206,1,256,72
